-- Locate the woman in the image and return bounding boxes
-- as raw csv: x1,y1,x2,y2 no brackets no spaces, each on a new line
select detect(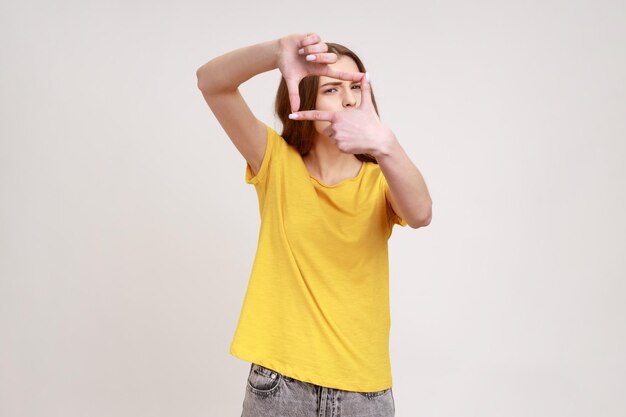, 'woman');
197,32,432,417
